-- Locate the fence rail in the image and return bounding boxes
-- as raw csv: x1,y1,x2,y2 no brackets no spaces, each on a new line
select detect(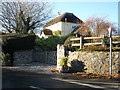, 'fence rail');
70,36,120,49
